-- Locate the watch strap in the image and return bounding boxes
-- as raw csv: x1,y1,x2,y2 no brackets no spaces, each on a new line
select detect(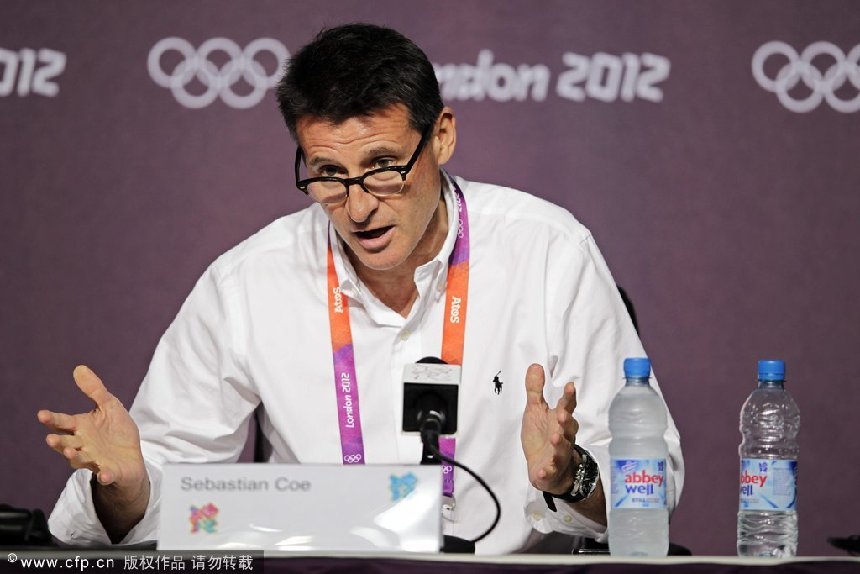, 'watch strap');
542,444,599,512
